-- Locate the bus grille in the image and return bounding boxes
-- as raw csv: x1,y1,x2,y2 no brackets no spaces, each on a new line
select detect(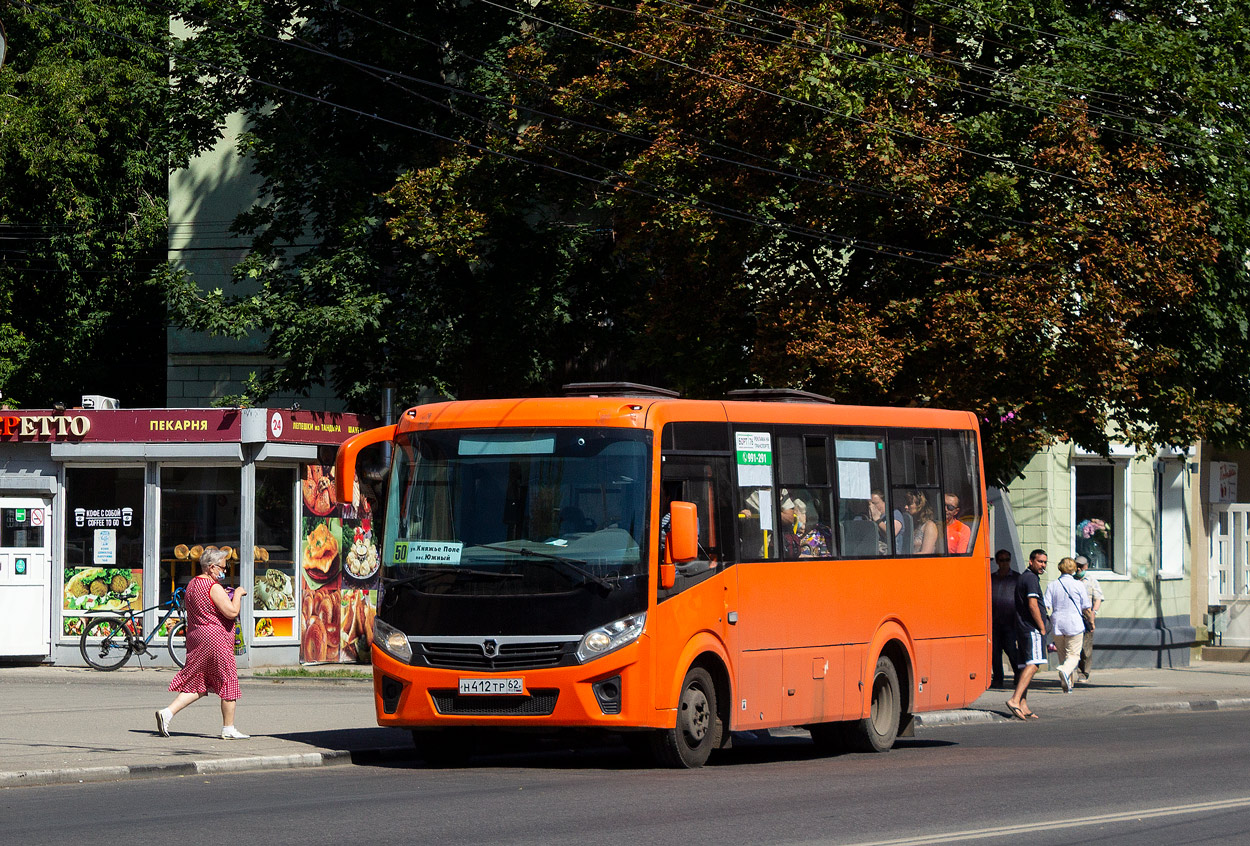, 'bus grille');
431,689,559,716
418,640,571,671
